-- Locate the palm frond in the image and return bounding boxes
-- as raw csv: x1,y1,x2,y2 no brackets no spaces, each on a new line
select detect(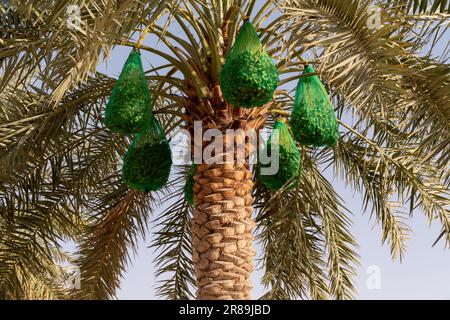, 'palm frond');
2,0,170,102
72,181,152,299
384,0,450,14
152,166,196,300
255,184,329,300
332,119,449,252
254,152,359,300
